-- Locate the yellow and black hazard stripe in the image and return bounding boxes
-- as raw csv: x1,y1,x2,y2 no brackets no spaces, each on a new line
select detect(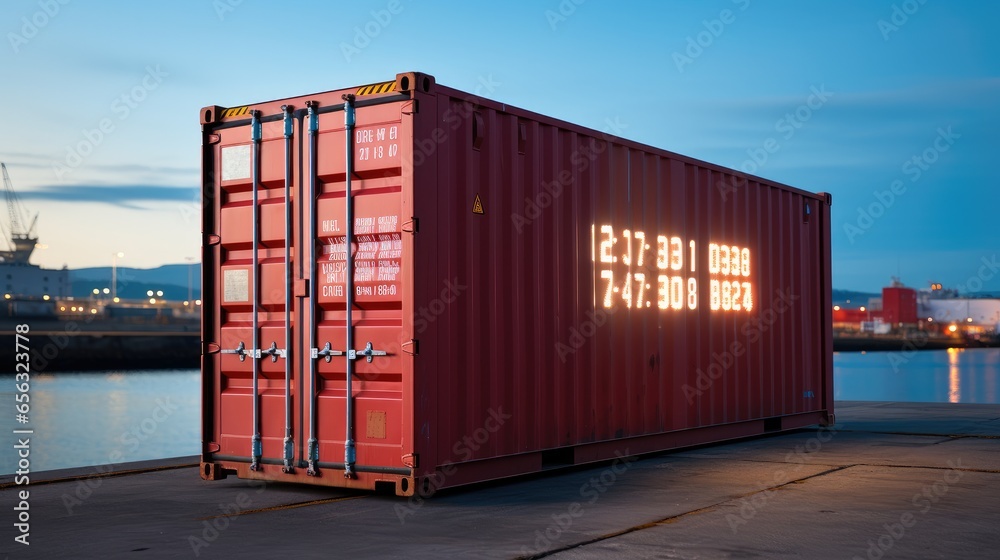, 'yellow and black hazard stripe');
356,81,396,96
220,106,251,118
